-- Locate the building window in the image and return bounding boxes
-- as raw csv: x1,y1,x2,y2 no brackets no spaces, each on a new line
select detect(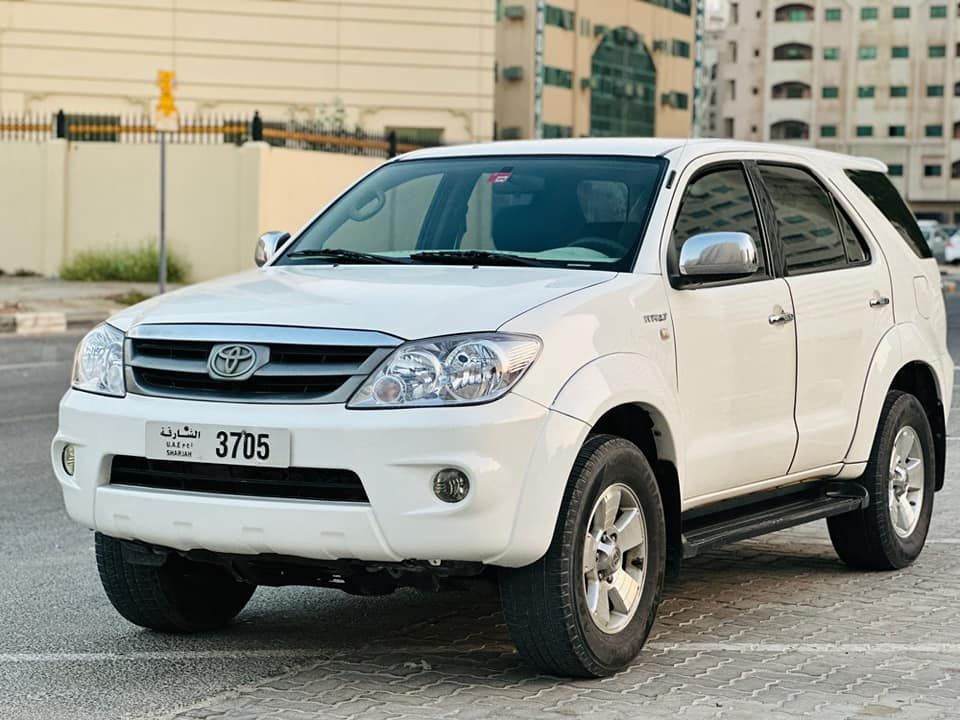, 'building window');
544,66,573,88
727,40,738,62
773,81,812,98
543,124,572,138
930,4,948,17
891,46,909,59
858,85,876,98
589,28,657,137
723,118,734,137
822,86,839,98
579,17,591,36
731,2,739,23
926,125,944,137
775,4,814,22
889,125,906,137
671,39,691,57
856,125,874,137
930,45,947,58
928,85,945,97
770,120,810,139
544,5,575,30
888,164,904,177
859,46,877,60
860,6,878,19
825,8,842,20
821,125,837,137
893,6,910,18
662,91,689,109
956,82,960,96
728,80,736,100
952,161,960,179
774,43,813,60
891,85,909,97
954,121,960,138
924,164,943,177
824,47,840,60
